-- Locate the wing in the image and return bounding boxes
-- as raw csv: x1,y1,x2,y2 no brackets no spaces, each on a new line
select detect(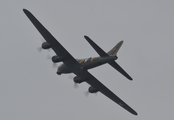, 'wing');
84,36,133,80
23,9,137,115
23,9,80,68
73,69,138,116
